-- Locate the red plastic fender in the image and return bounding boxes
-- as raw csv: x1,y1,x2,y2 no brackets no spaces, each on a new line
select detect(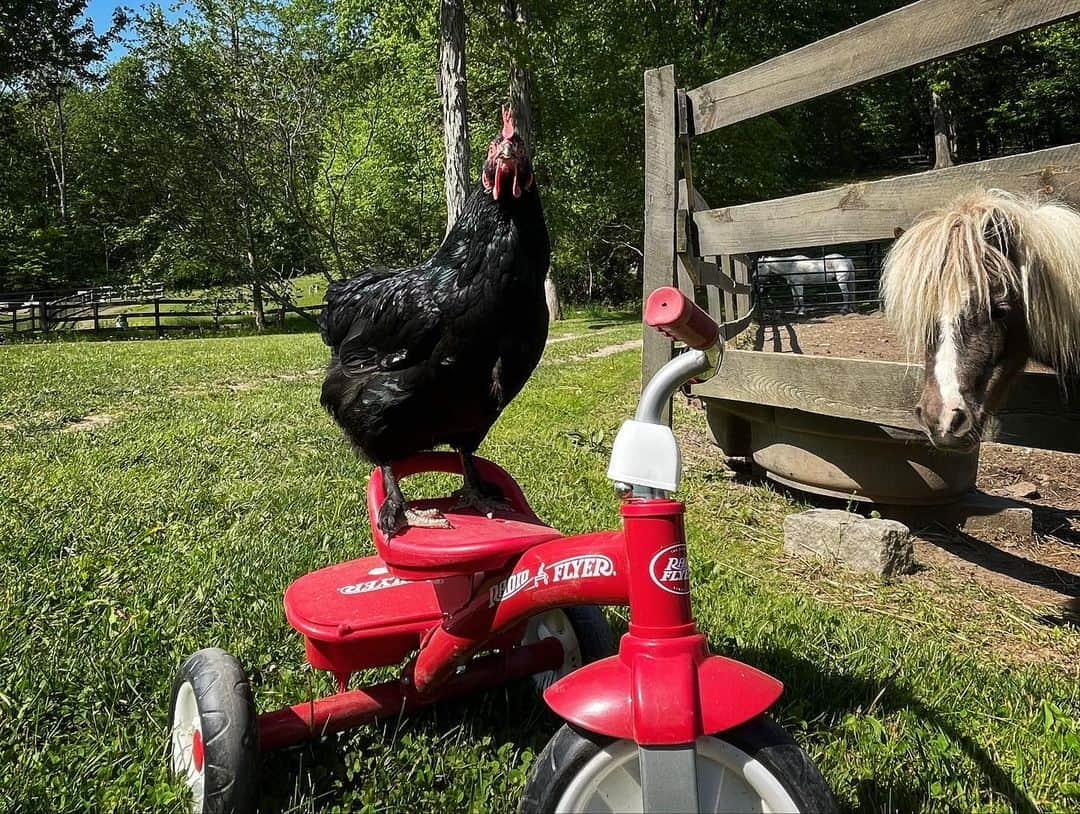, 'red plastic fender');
543,632,784,745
